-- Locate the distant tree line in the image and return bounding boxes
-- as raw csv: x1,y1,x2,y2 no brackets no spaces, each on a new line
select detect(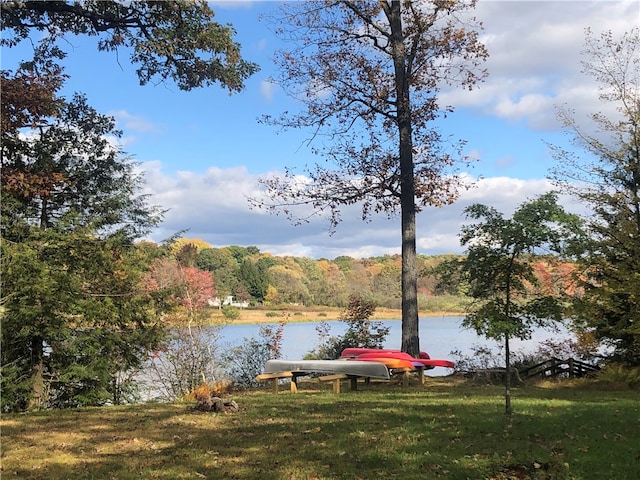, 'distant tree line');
163,239,579,312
